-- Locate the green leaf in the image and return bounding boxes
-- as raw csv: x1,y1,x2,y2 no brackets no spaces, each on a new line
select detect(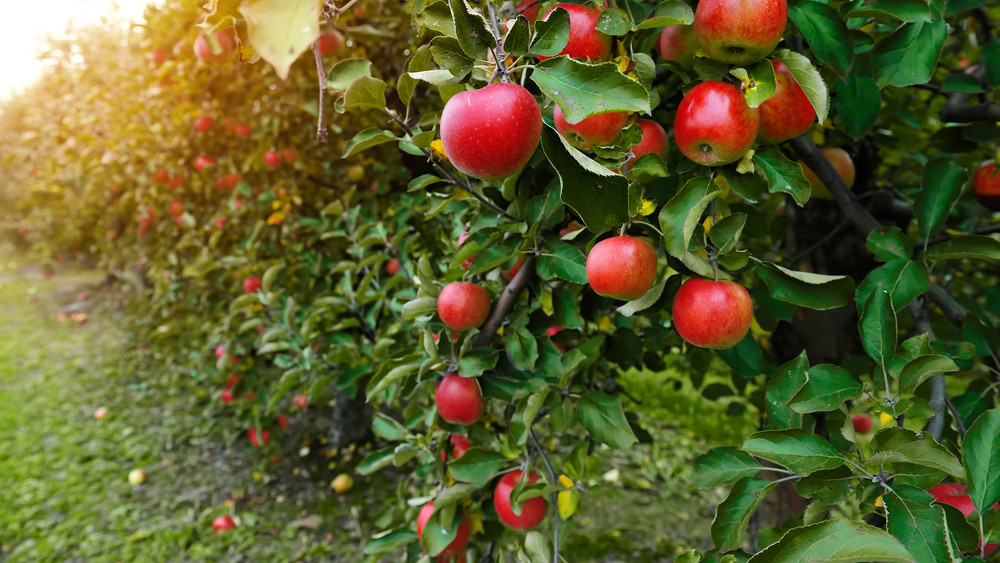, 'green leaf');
963,409,1000,515
914,159,968,237
884,484,950,563
755,261,855,310
747,519,914,562
449,0,495,60
540,124,633,234
448,448,508,484
420,504,469,557
239,0,320,80
635,0,694,29
788,364,862,414
429,36,474,77
765,352,809,430
753,147,812,206
343,76,388,111
419,0,455,37
874,20,947,88
772,49,830,125
506,327,539,370
709,213,747,255
408,173,444,192
357,447,395,475
530,7,570,57
342,129,398,158
532,58,651,124
866,227,911,262
504,15,531,57
788,1,854,76
898,355,958,395
363,530,417,555
713,477,778,552
458,348,498,377
692,447,764,488
372,413,408,441
719,167,764,203
577,392,638,449
729,61,776,109
367,363,419,398
537,240,588,284
926,235,1000,262
402,296,438,320
659,177,721,261
595,8,632,35
326,58,373,90
617,275,674,318
831,73,881,139
858,288,896,369
941,73,984,94
847,0,937,22
869,427,965,479
742,429,844,475
854,259,930,313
